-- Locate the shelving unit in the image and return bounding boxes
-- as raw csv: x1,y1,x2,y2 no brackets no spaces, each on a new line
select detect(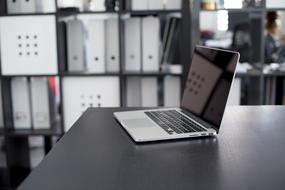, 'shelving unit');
199,0,285,105
0,0,190,189
2,0,284,189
